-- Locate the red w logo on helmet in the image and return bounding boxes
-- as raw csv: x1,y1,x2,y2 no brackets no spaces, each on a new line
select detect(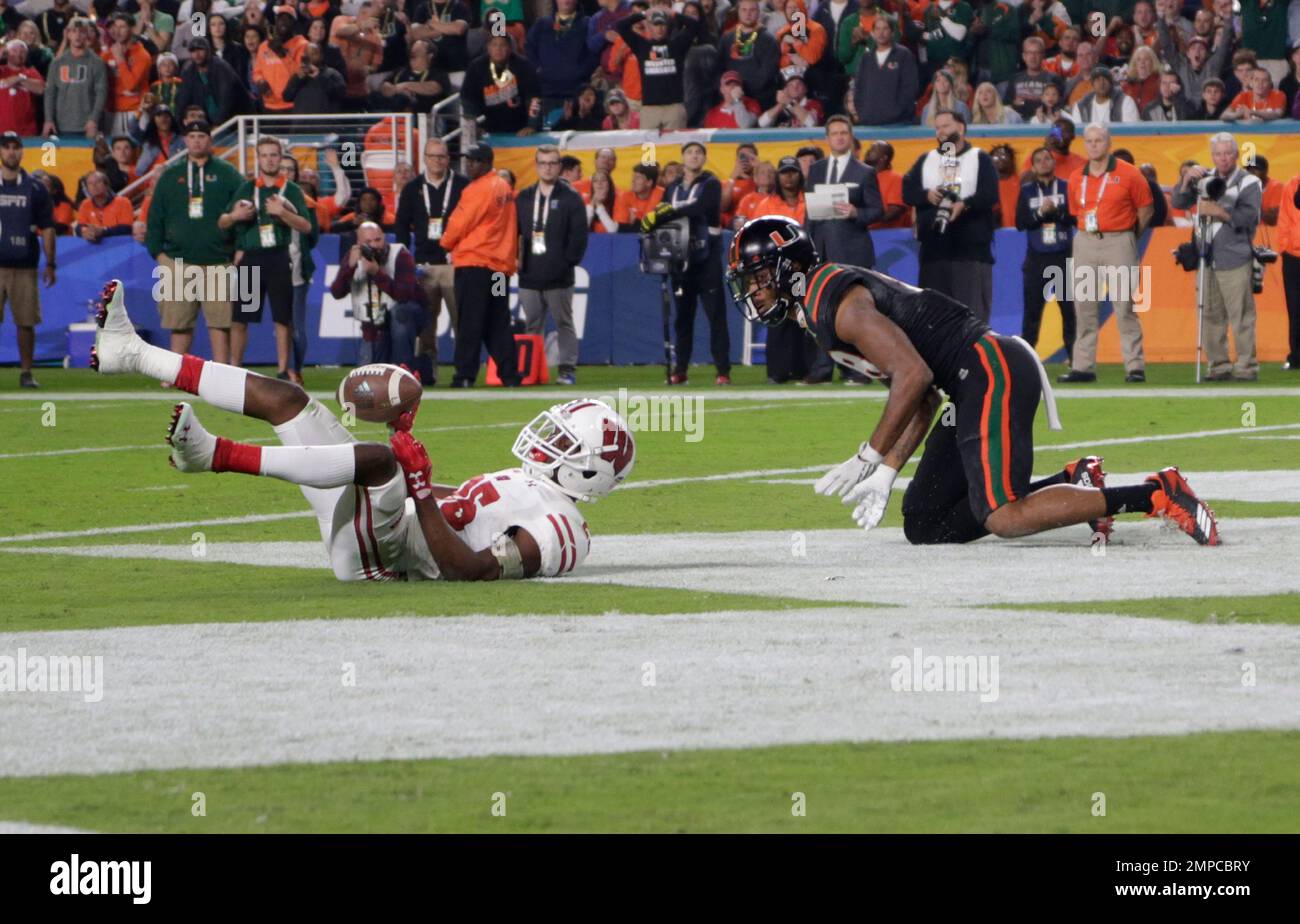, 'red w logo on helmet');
600,418,634,474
